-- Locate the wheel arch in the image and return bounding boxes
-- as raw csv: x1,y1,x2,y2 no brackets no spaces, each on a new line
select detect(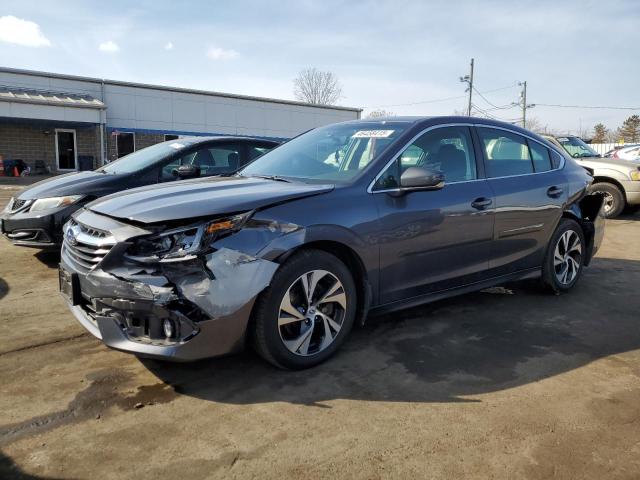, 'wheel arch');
592,176,626,199
562,192,605,267
276,240,373,326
